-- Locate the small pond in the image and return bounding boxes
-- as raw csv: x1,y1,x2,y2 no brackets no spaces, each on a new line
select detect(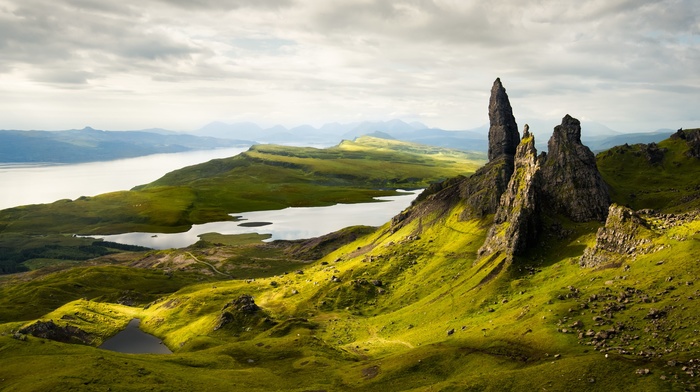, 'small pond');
99,319,172,354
